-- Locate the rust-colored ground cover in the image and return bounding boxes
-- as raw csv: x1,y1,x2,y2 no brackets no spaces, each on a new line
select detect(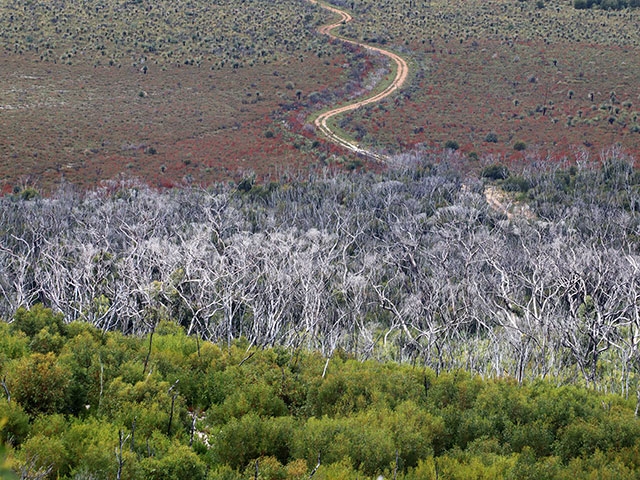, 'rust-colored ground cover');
341,38,640,164
0,54,354,192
